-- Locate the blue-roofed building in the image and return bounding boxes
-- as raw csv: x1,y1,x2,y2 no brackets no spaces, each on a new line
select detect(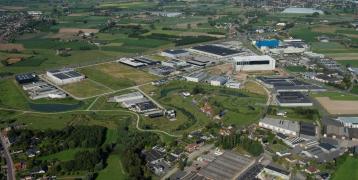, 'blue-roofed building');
256,39,280,48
